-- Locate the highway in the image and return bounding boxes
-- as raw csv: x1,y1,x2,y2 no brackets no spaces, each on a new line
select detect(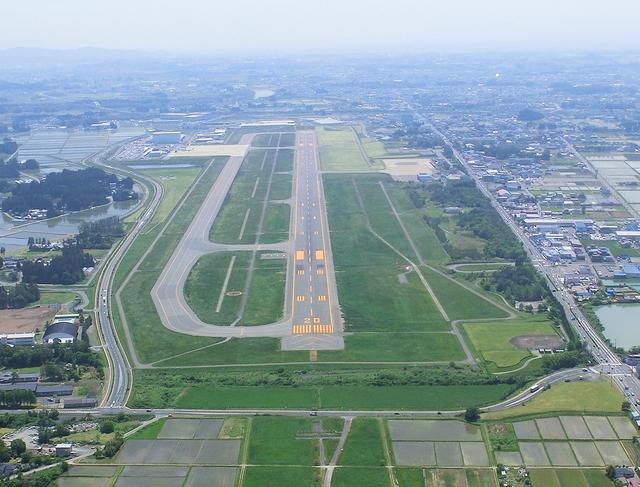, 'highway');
90,158,165,408
417,112,640,413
